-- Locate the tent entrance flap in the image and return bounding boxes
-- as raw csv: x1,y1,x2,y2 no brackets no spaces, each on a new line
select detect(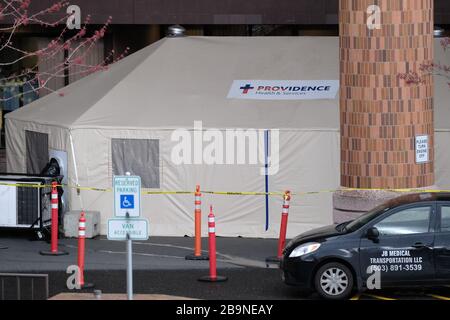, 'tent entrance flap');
26,131,49,174
111,138,160,189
